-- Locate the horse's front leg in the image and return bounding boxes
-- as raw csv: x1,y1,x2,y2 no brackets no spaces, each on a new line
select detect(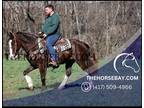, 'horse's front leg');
38,60,47,91
58,60,75,89
23,65,36,90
